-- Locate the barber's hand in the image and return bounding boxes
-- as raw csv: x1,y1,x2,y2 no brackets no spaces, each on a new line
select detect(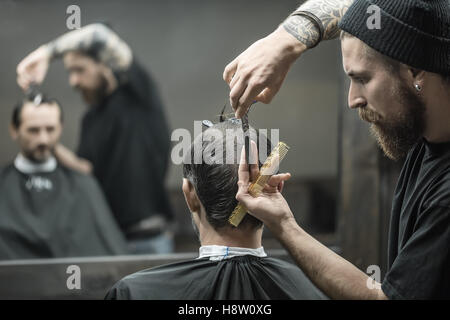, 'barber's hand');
17,45,51,91
236,141,295,232
223,26,306,118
